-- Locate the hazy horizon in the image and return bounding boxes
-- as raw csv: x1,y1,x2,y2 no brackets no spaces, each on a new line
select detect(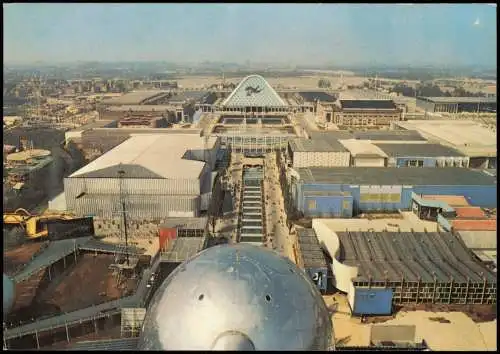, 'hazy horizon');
4,3,497,67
